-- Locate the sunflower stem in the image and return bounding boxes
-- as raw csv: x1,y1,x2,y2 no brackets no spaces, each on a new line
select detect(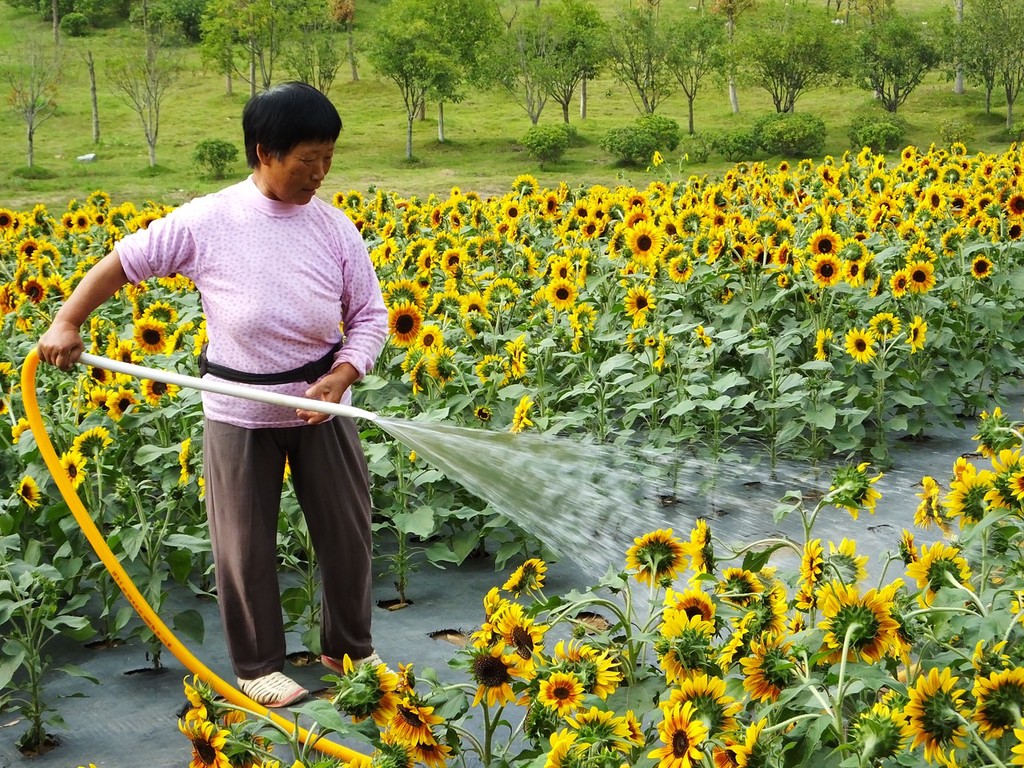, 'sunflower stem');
832,622,859,744
957,714,1010,768
943,572,987,617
